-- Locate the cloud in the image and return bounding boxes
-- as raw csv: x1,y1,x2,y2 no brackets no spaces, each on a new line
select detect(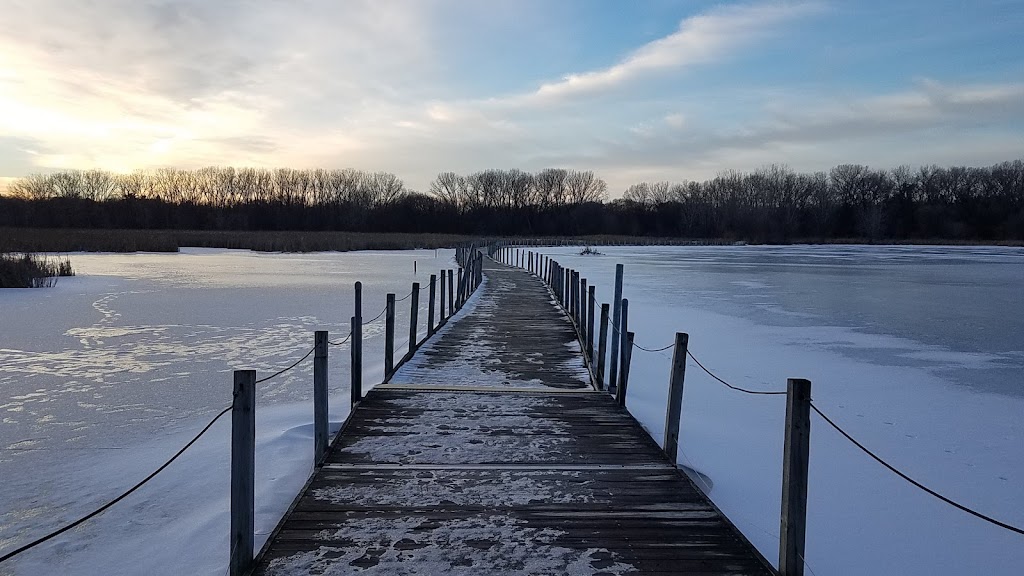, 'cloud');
572,80,1024,192
0,0,441,173
510,1,822,105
